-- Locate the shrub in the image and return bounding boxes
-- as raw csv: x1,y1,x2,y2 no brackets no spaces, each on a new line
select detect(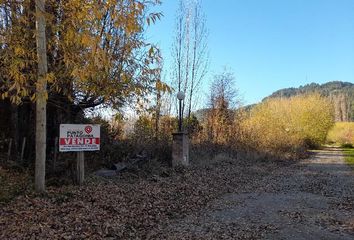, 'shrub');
241,94,334,156
327,122,354,146
129,114,176,162
341,143,353,148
